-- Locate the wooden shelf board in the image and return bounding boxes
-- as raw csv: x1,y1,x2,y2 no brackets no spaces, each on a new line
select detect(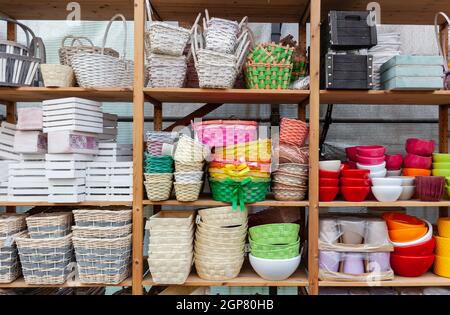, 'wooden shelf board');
144,195,309,207
319,273,450,287
0,277,132,288
0,201,132,207
144,88,310,104
0,87,133,103
320,90,450,105
320,200,450,208
143,264,308,287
